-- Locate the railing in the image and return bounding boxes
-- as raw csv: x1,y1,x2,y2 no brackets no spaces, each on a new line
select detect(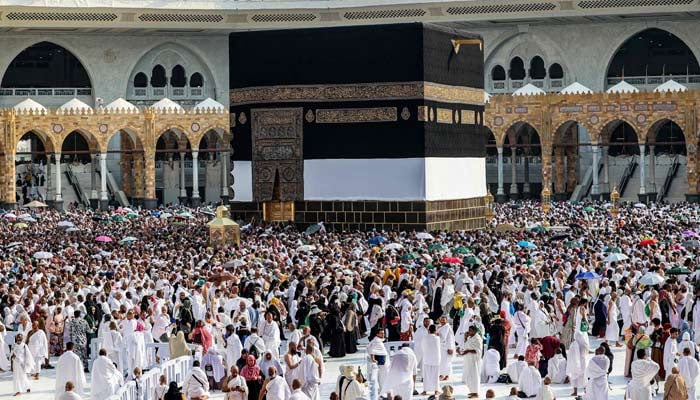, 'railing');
618,157,637,197
607,75,700,86
657,156,680,202
0,87,92,96
491,78,565,93
65,164,90,207
130,86,206,99
106,356,194,400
